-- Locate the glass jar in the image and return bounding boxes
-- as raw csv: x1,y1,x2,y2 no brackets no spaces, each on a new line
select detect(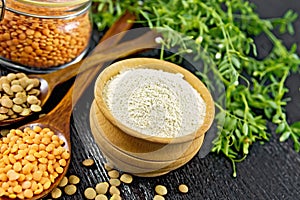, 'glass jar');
0,0,92,73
